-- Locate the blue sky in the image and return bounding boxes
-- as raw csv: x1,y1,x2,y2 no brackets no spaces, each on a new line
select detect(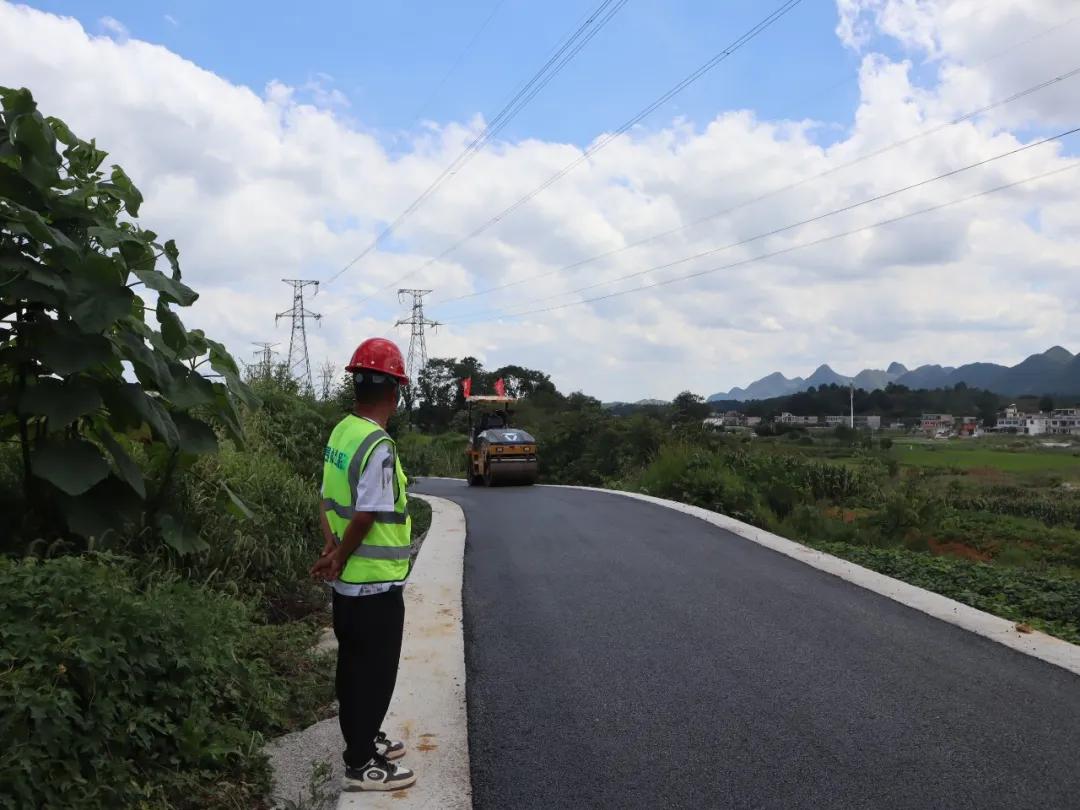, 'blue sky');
32,0,867,147
6,0,1078,400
